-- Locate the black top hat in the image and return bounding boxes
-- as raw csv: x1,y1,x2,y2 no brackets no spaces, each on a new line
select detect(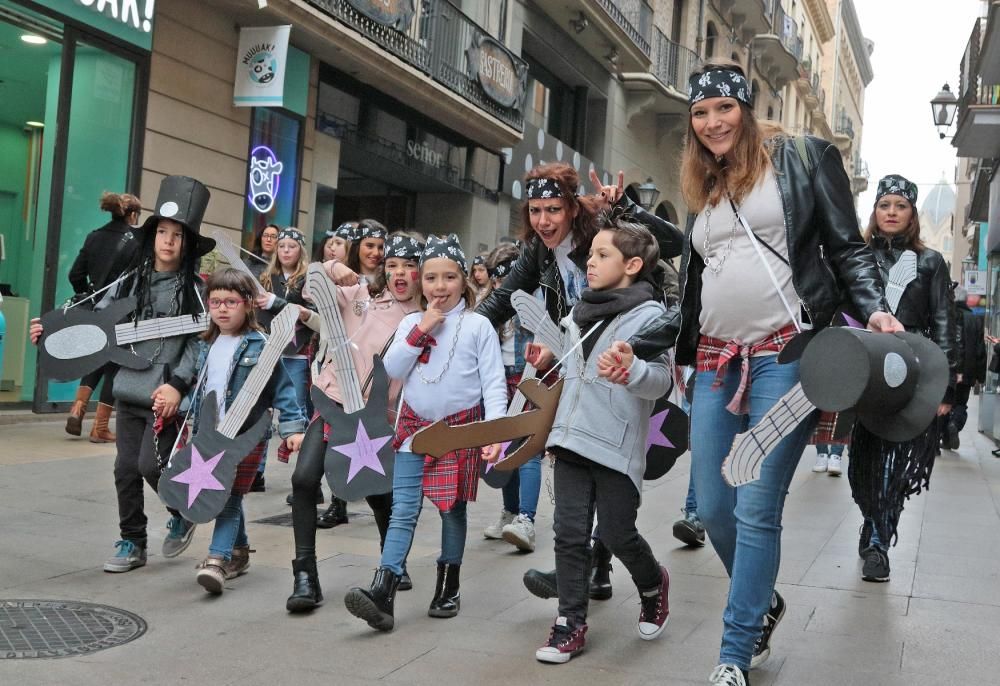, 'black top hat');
799,327,948,443
139,175,215,257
